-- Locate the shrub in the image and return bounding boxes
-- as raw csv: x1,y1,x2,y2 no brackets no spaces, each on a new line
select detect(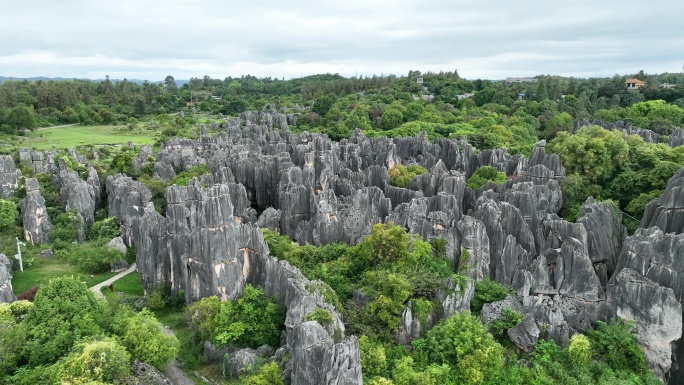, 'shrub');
303,308,334,326
187,296,220,342
490,308,523,336
213,285,284,348
388,164,428,188
568,334,591,365
64,243,121,274
122,308,179,369
588,319,650,375
0,199,17,229
466,166,507,190
60,337,131,384
471,279,511,314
